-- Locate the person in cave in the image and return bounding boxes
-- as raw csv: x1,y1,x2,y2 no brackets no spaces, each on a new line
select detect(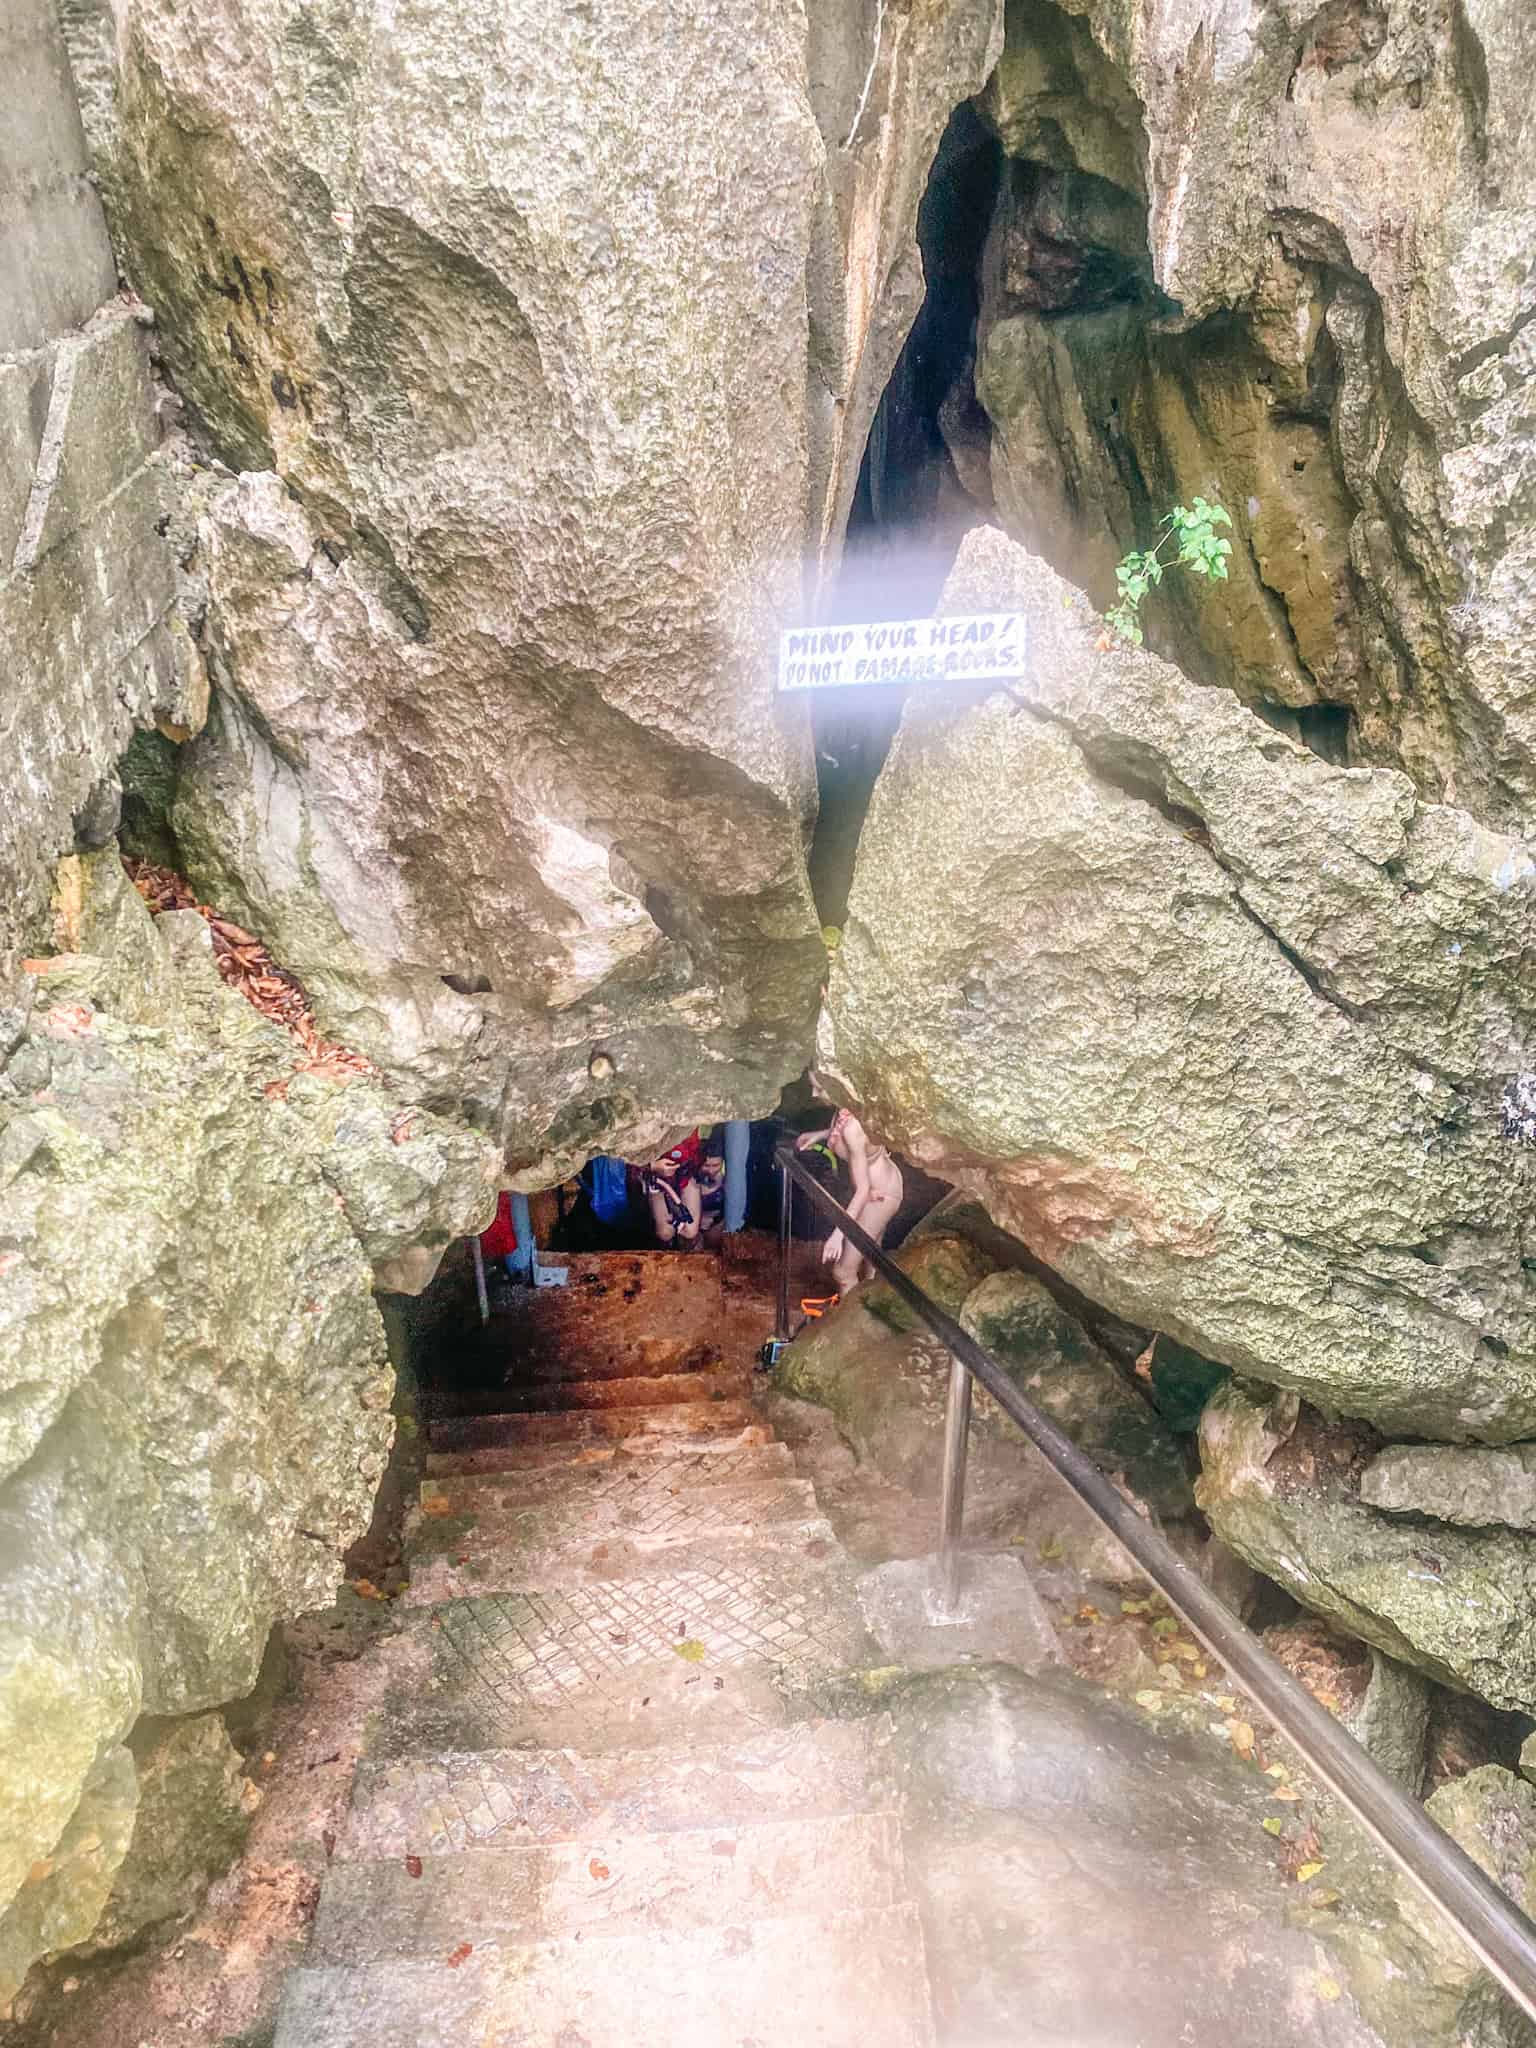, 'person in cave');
643,1129,704,1248
695,1135,728,1244
795,1103,903,1294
